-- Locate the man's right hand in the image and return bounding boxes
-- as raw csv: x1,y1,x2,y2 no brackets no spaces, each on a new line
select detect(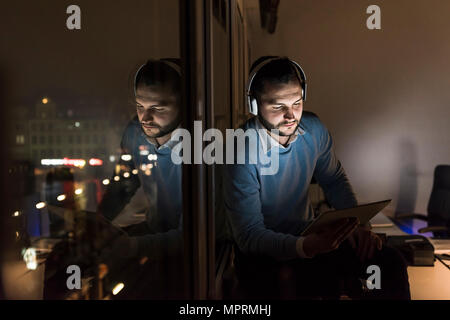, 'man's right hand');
303,218,359,258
